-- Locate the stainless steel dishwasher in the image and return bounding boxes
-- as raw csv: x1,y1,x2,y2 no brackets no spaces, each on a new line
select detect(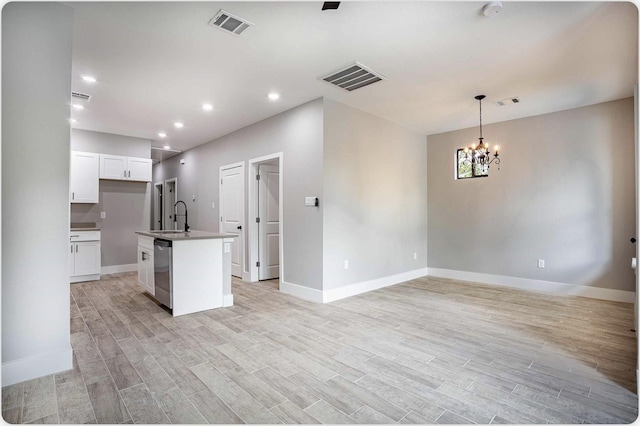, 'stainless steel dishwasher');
154,238,173,309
